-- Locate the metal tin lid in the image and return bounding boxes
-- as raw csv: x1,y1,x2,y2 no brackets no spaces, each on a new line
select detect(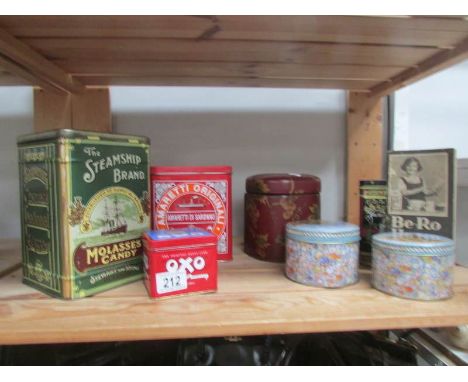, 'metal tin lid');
17,129,150,145
144,228,216,249
286,220,360,244
372,232,454,256
246,173,321,195
147,227,214,241
359,180,386,187
151,166,232,175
